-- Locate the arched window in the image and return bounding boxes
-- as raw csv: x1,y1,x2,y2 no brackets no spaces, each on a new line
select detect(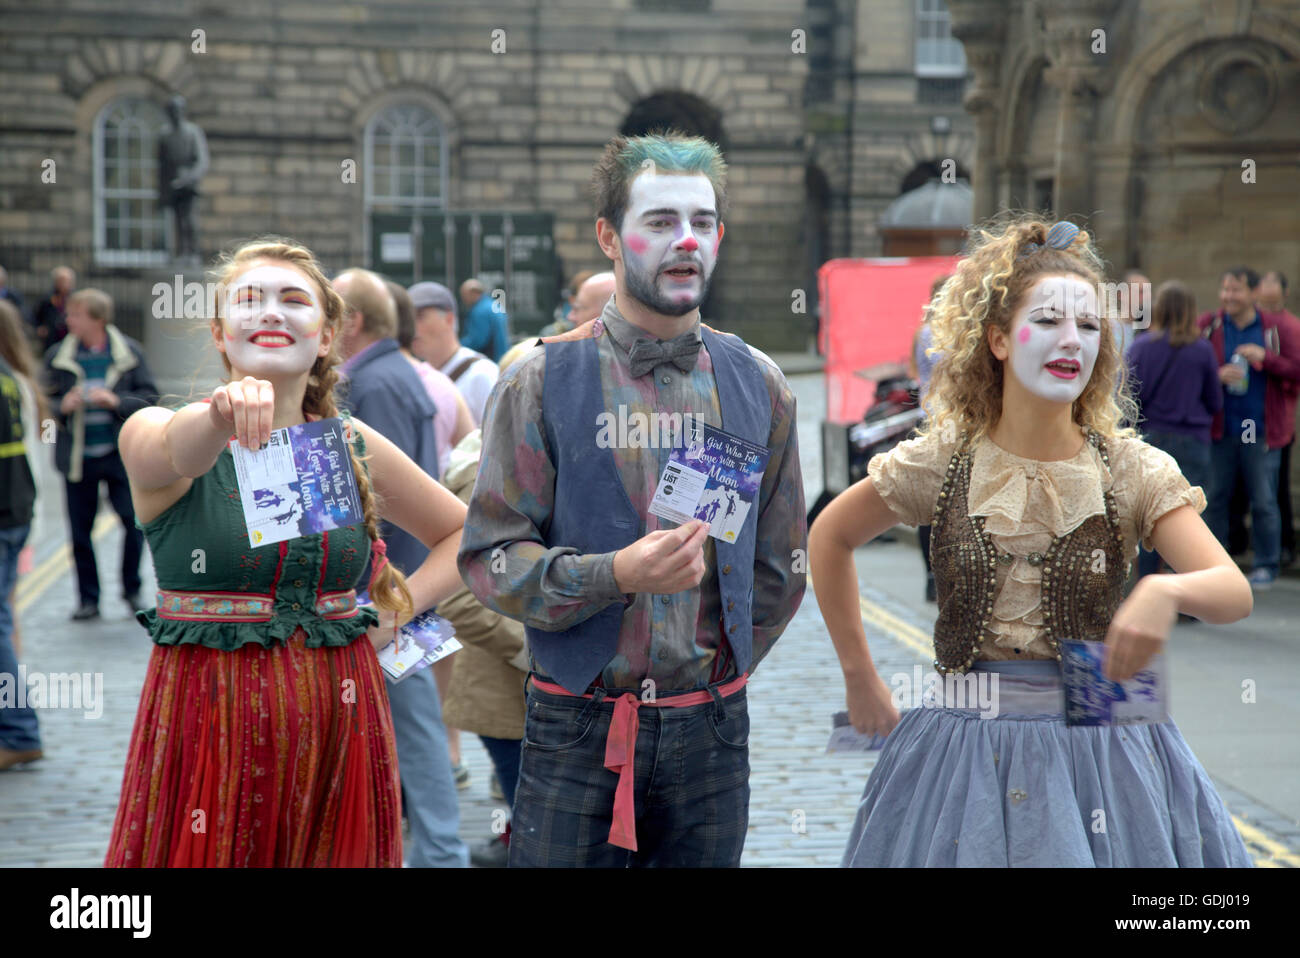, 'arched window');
364,103,448,215
94,97,168,263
